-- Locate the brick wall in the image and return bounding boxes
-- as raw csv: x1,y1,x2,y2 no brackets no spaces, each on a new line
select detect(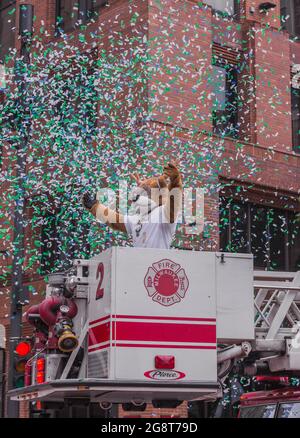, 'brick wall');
149,0,212,131
118,401,188,418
